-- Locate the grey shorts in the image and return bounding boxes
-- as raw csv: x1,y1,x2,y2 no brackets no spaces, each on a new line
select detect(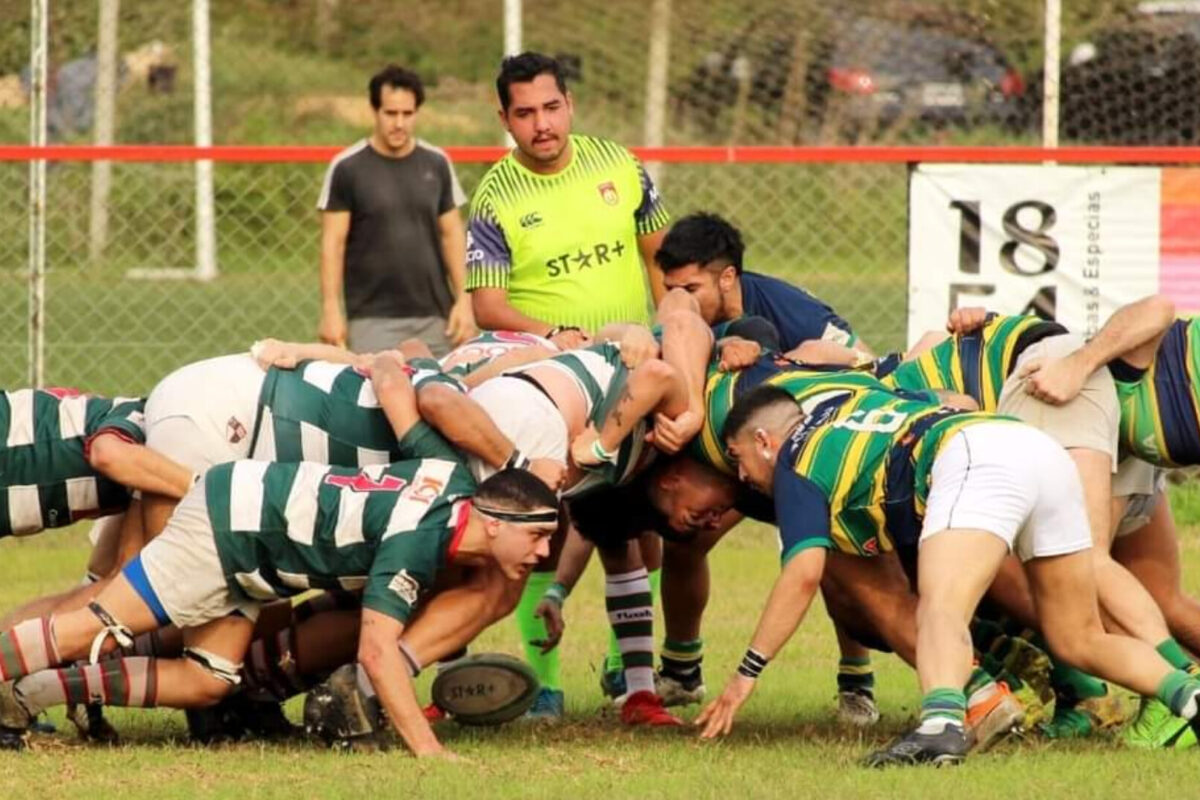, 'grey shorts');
996,333,1120,470
348,316,451,358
